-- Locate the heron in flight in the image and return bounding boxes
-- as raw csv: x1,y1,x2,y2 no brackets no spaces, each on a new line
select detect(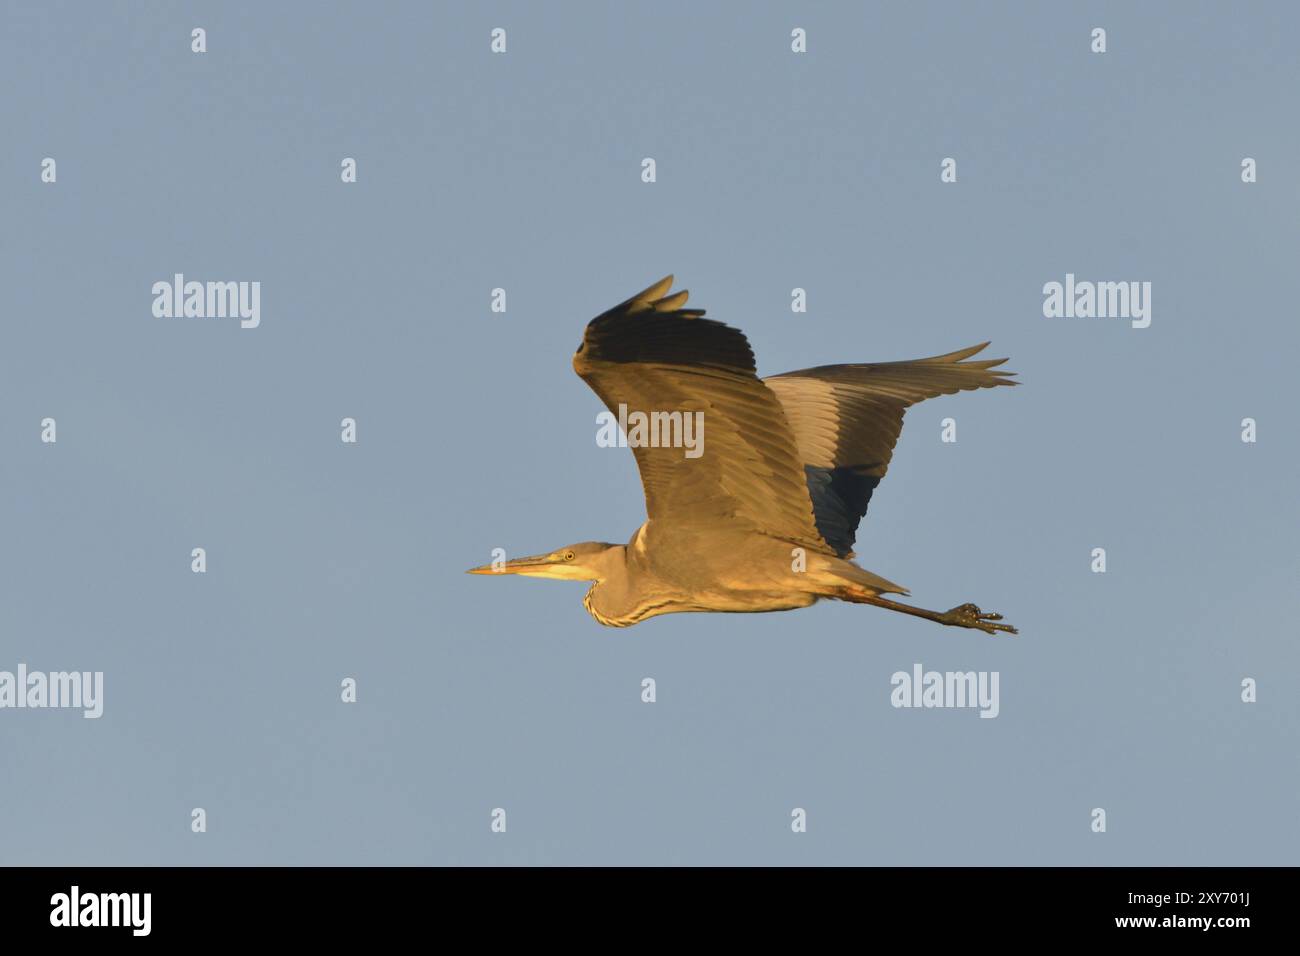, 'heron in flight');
469,276,1019,634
